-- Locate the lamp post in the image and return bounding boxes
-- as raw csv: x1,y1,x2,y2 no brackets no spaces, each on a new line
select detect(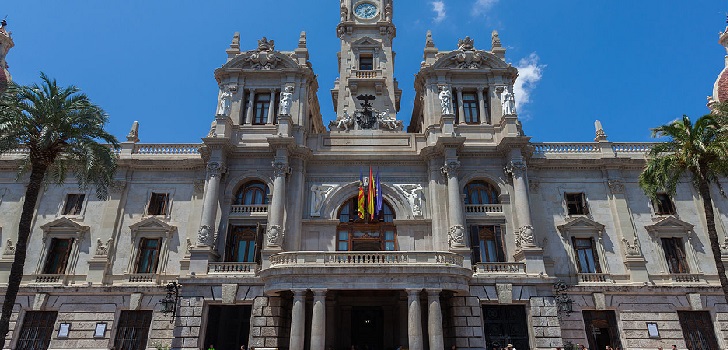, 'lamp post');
553,280,574,319
160,281,180,323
